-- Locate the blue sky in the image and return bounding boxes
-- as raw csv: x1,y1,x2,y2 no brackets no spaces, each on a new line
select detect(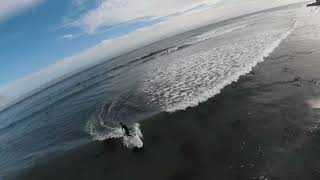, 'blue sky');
0,0,305,99
0,0,226,85
0,0,166,85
